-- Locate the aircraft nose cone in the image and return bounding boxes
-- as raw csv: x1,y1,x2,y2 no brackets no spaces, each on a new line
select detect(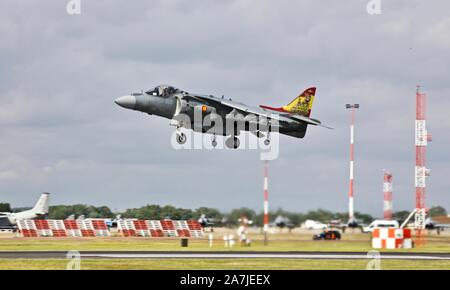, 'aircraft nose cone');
115,95,137,109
